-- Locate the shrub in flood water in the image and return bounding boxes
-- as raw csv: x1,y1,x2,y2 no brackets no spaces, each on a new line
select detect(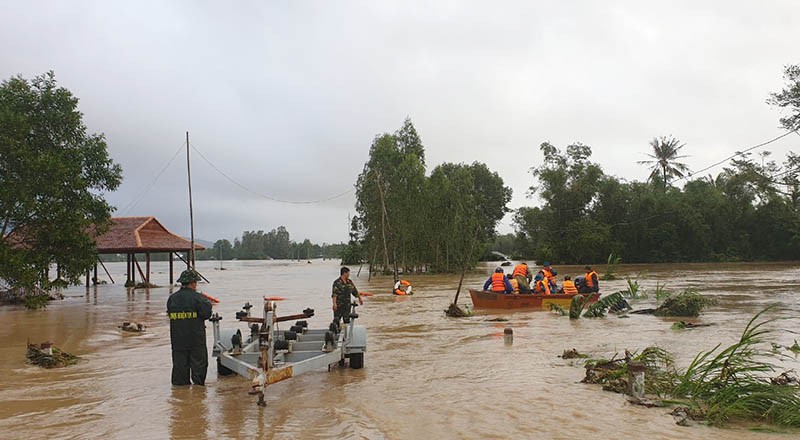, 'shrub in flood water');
654,288,712,317
581,307,800,428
